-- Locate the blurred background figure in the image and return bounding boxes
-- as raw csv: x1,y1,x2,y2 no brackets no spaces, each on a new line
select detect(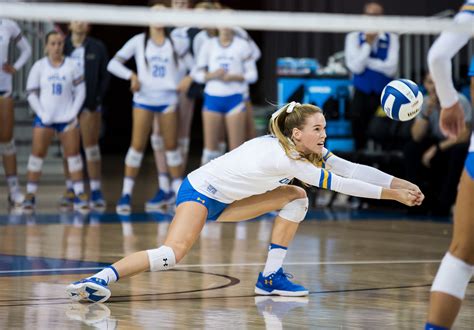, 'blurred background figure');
107,4,189,214
344,1,399,151
404,73,471,216
192,25,257,165
148,0,197,212
62,21,109,211
0,17,31,207
23,31,87,212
